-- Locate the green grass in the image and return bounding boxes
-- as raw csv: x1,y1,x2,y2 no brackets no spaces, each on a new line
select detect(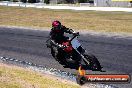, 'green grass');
0,6,132,33
0,63,80,88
